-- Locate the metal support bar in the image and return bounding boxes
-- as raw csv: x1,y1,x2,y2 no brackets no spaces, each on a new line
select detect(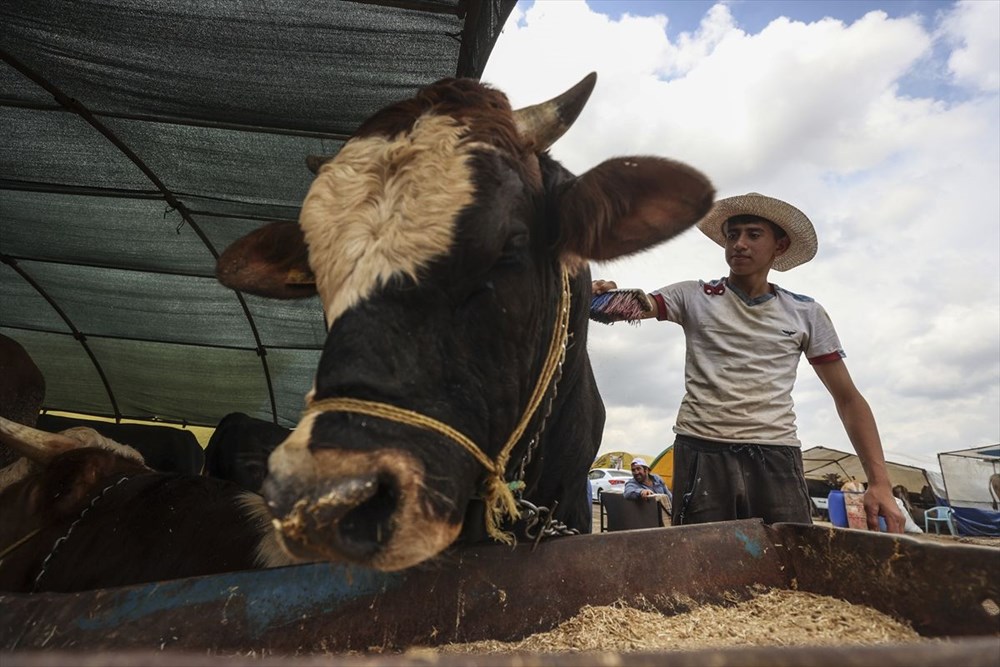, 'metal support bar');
0,255,121,421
